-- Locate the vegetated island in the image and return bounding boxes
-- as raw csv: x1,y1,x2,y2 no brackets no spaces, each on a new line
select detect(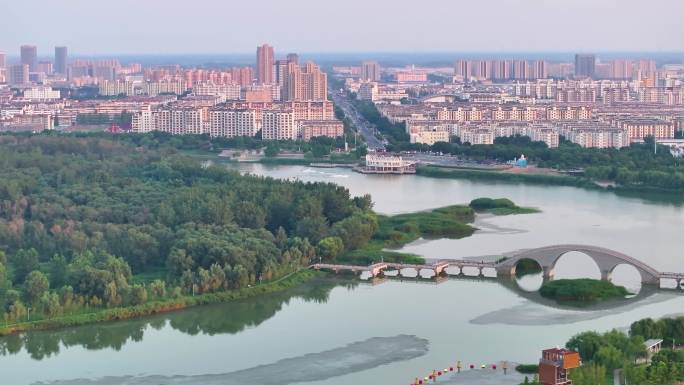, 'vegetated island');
338,198,539,265
469,197,540,215
539,279,631,305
